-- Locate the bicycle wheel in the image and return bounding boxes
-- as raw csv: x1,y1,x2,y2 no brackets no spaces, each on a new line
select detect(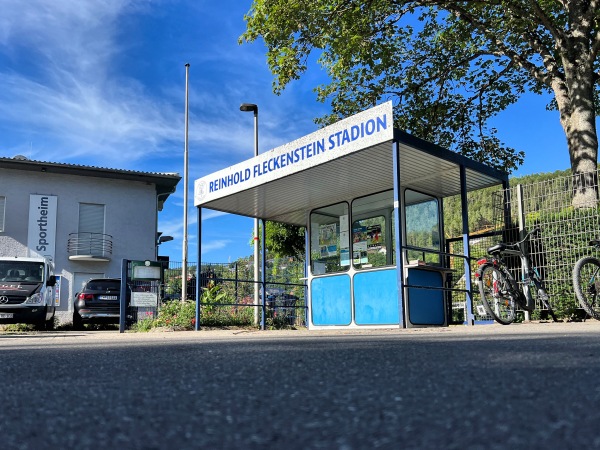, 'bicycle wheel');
477,263,517,325
527,279,558,322
573,256,600,320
